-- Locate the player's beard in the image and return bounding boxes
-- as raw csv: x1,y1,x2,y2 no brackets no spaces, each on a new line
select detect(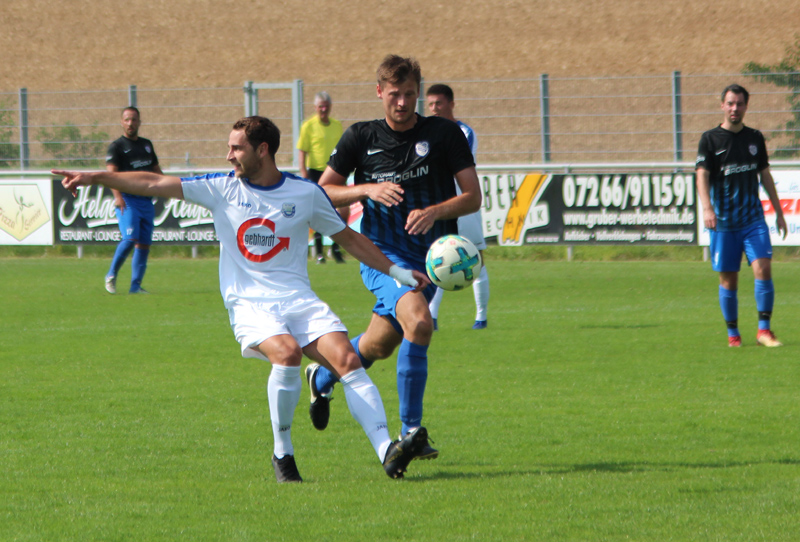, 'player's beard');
234,158,261,179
